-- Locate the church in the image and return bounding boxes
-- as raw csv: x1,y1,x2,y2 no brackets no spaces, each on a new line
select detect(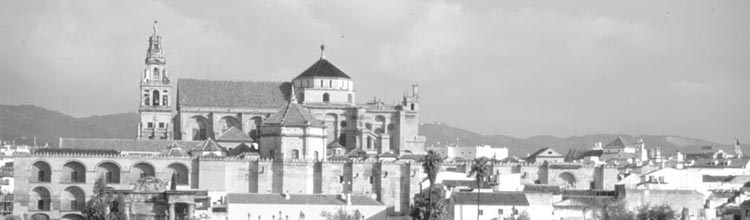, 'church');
136,21,425,158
